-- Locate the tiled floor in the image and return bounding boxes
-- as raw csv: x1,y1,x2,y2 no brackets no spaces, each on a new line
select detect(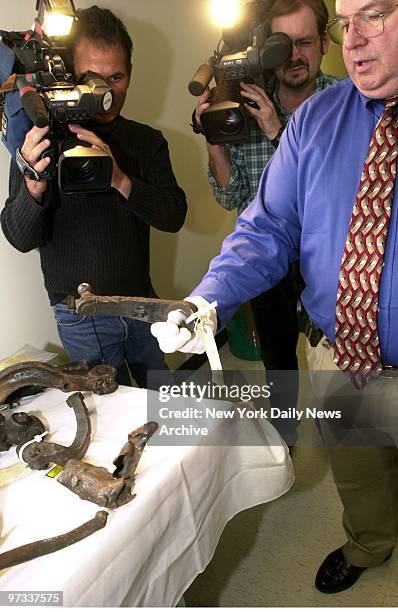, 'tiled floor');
183,337,398,608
